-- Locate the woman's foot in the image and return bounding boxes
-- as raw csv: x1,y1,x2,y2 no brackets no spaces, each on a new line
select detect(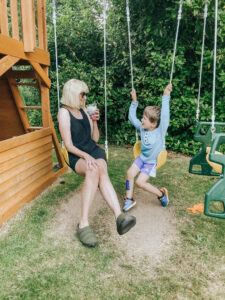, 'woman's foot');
116,213,136,235
76,224,98,247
